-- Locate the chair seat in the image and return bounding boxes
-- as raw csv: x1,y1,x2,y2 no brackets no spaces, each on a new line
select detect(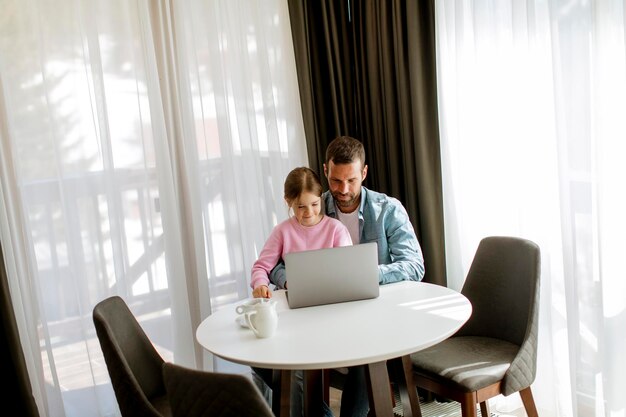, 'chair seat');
151,395,172,417
410,336,518,392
